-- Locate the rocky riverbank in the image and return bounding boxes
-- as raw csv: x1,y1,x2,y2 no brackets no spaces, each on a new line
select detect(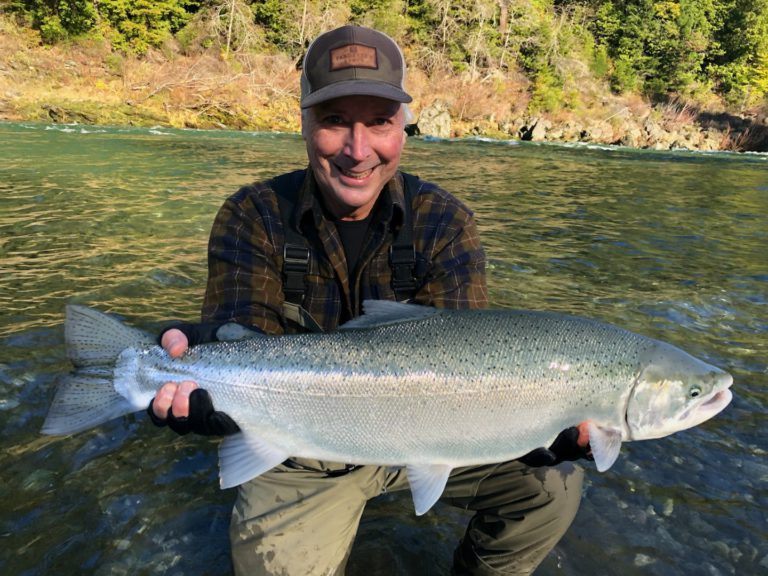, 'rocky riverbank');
415,100,768,152
8,86,767,153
